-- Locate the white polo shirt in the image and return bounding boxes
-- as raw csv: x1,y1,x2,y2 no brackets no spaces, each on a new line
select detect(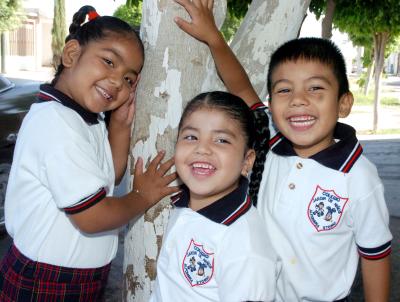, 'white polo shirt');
150,178,280,302
257,122,392,302
5,84,117,268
